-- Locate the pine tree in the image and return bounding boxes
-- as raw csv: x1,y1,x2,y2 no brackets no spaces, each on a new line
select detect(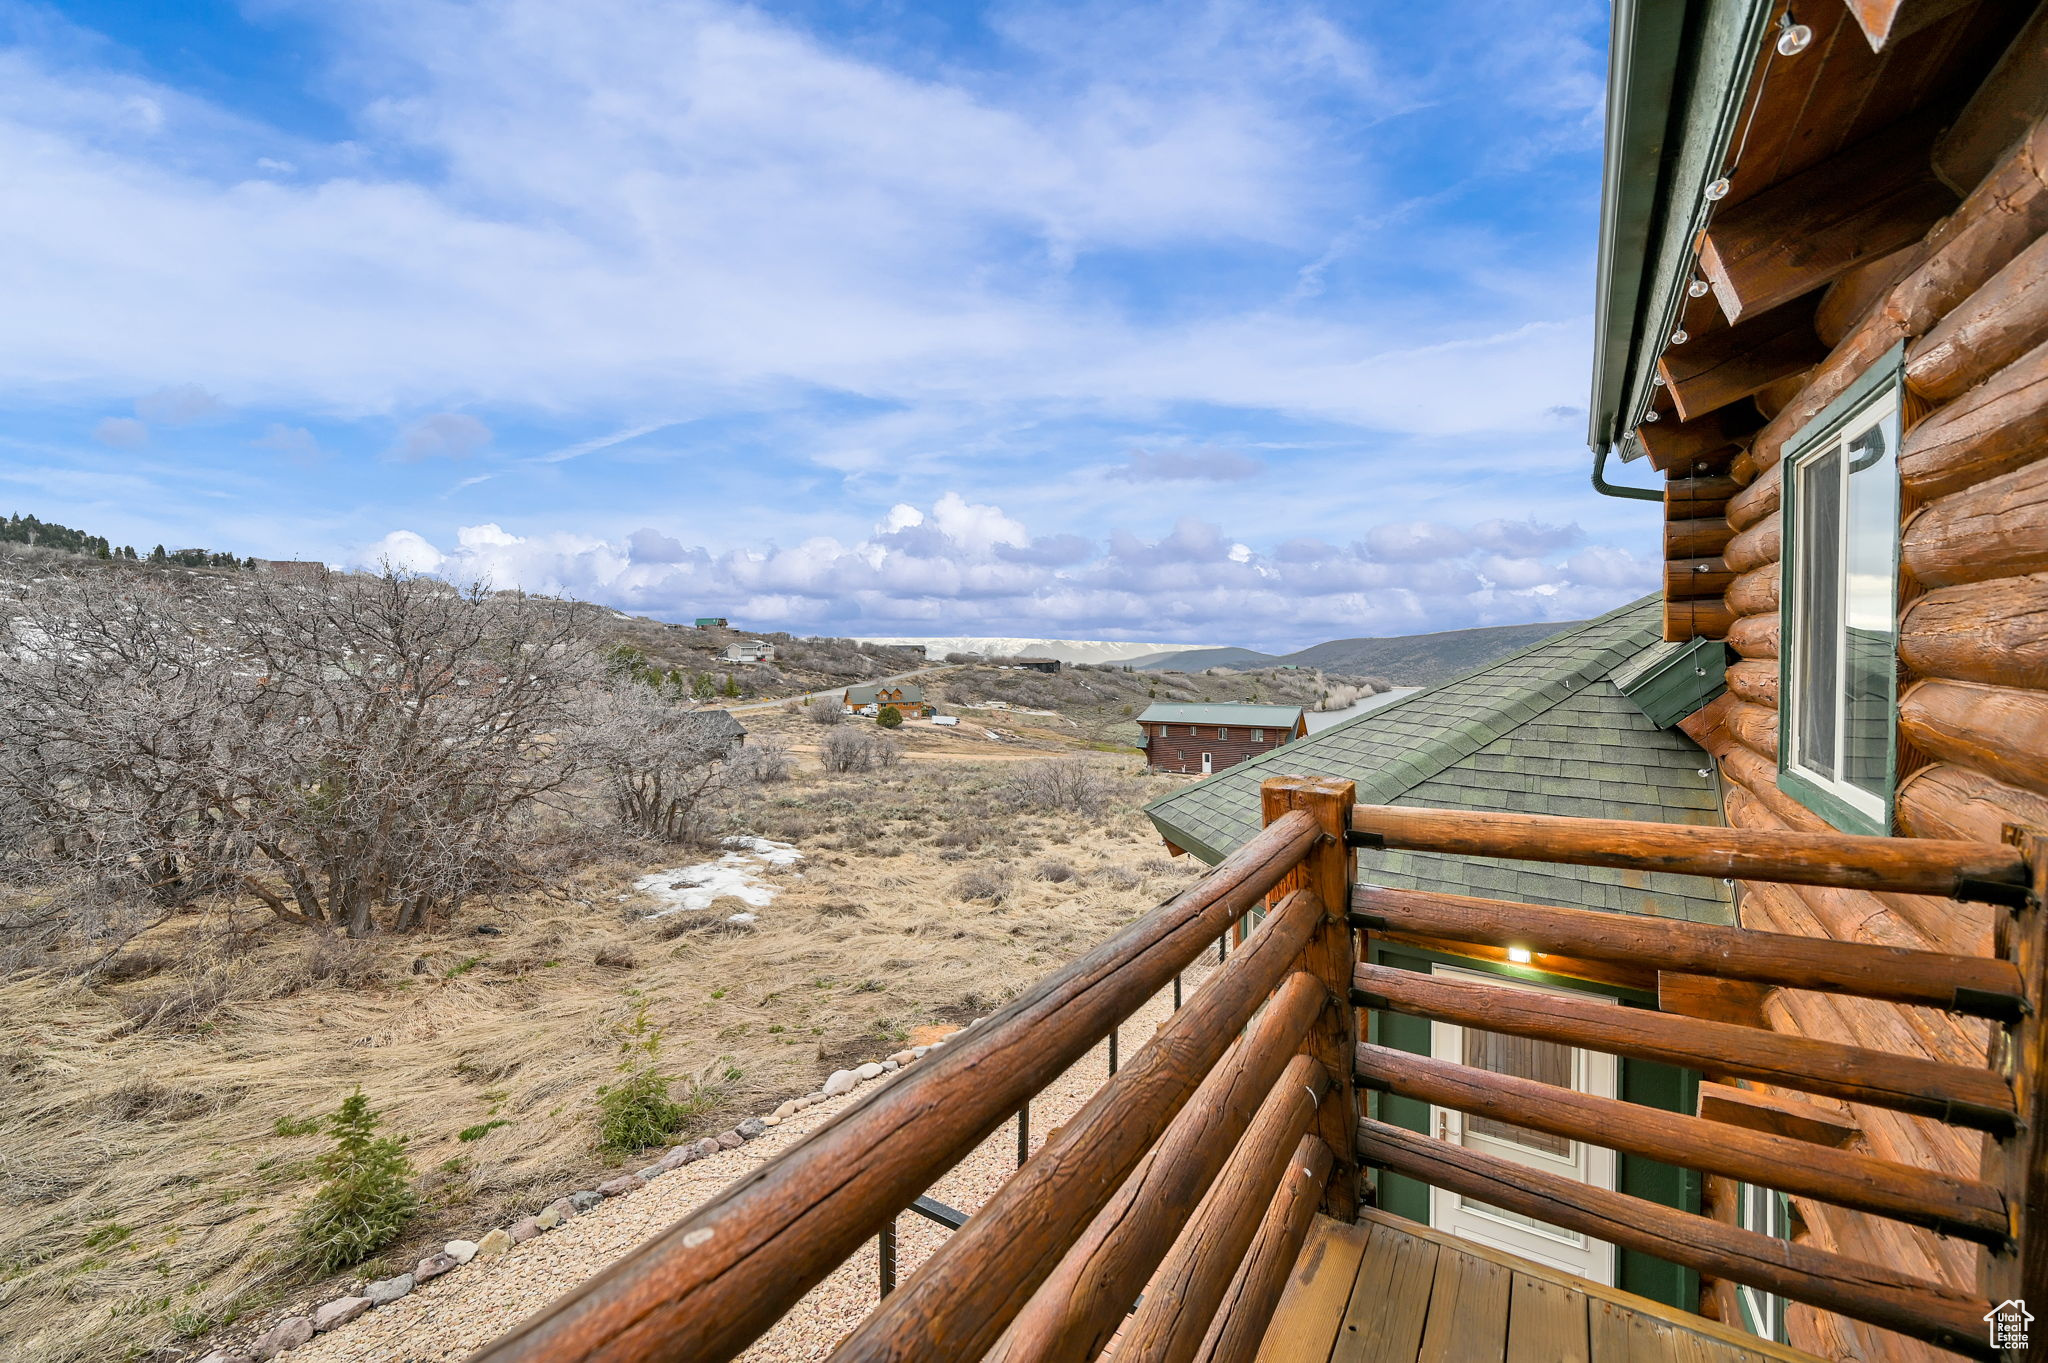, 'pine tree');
721,673,740,698
295,1090,418,1273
